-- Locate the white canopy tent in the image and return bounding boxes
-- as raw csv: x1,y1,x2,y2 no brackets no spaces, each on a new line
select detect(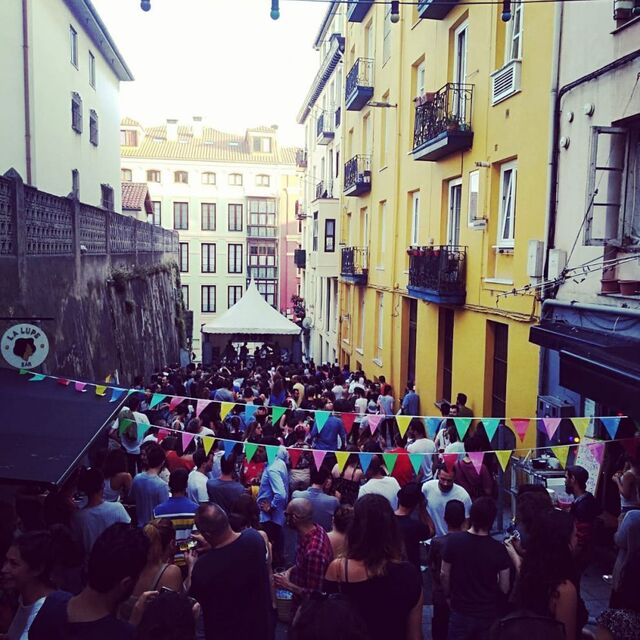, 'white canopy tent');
200,281,301,364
